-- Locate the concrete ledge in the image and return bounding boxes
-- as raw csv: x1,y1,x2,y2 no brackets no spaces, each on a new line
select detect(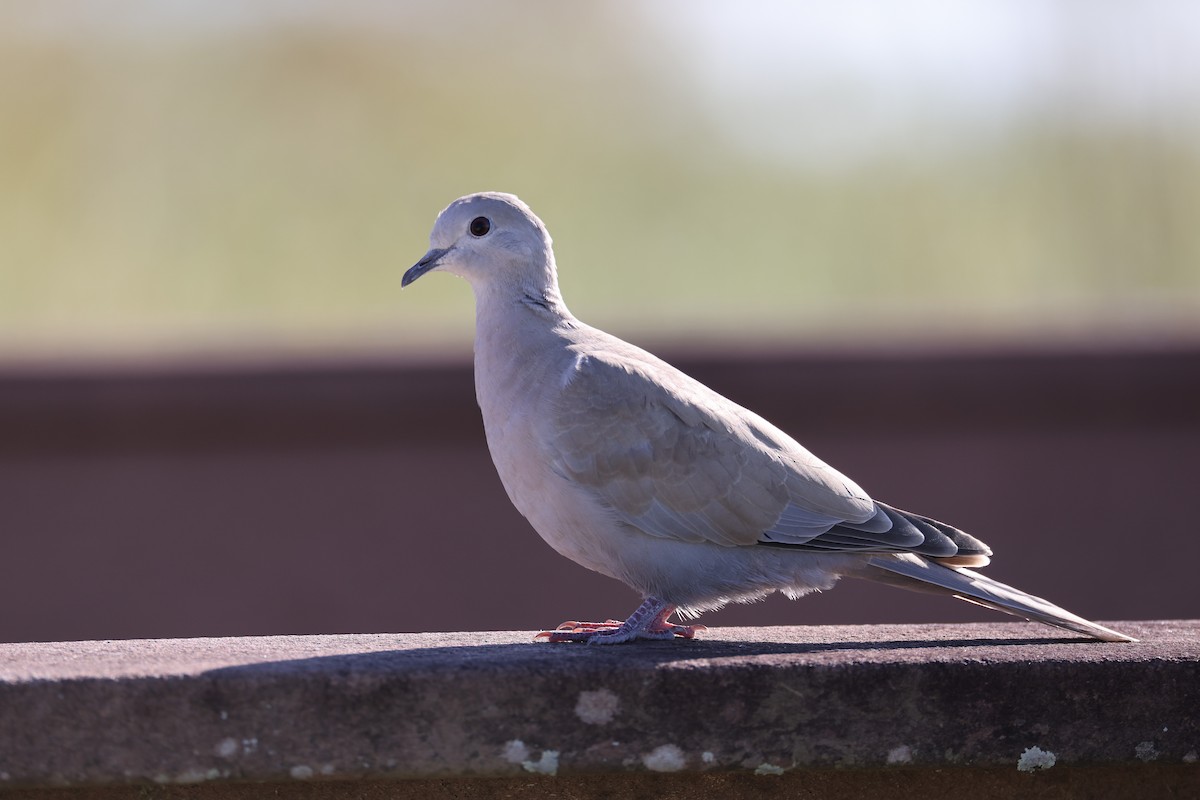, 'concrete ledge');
1,621,1197,796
